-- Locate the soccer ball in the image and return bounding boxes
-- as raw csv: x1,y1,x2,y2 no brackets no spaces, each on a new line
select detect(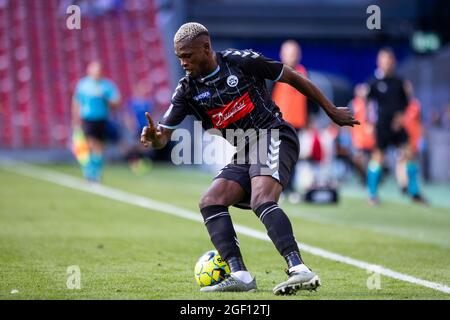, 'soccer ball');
194,250,230,287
